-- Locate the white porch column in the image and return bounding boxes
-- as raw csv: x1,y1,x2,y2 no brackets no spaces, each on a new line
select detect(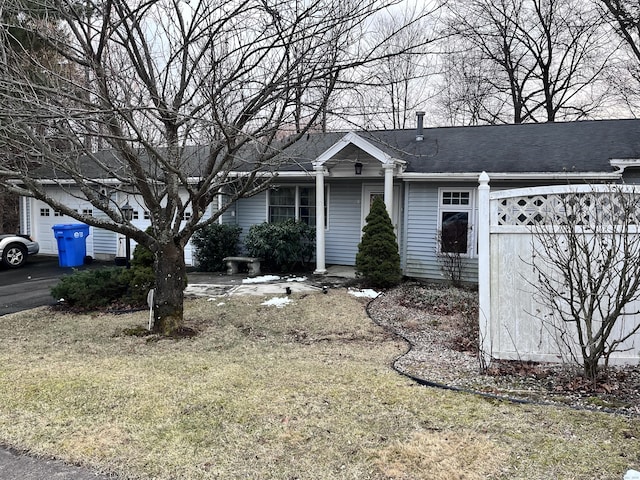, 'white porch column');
314,164,327,274
477,171,492,368
383,163,394,216
217,193,223,224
